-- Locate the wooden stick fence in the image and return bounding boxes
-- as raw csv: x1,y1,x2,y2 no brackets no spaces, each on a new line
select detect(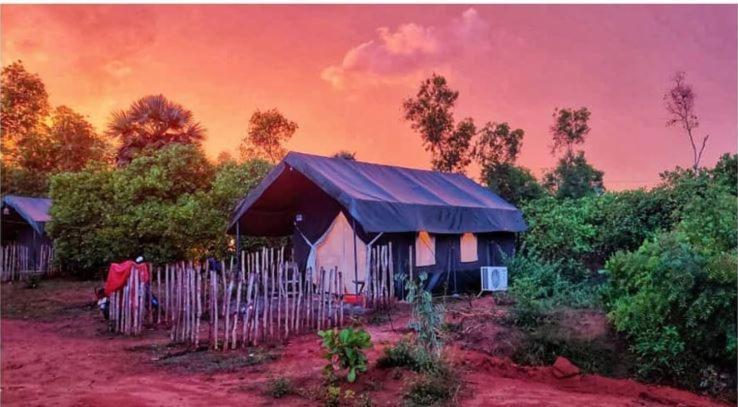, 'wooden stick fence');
151,246,394,349
0,243,55,282
109,266,149,335
366,242,395,308
111,244,397,347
